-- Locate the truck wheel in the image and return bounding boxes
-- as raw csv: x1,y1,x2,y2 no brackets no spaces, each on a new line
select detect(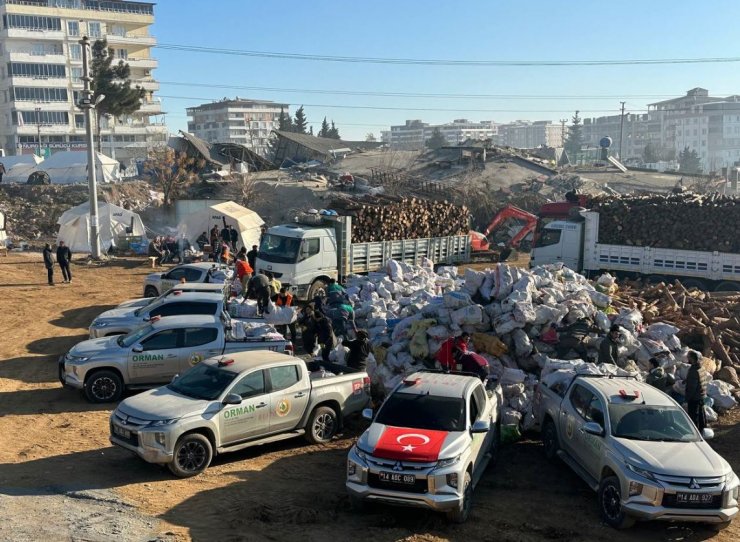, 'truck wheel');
446,471,472,524
598,476,635,529
84,370,123,403
715,281,740,292
707,520,732,532
679,278,706,290
144,285,158,298
307,279,328,301
542,420,560,461
168,433,213,478
305,406,338,444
